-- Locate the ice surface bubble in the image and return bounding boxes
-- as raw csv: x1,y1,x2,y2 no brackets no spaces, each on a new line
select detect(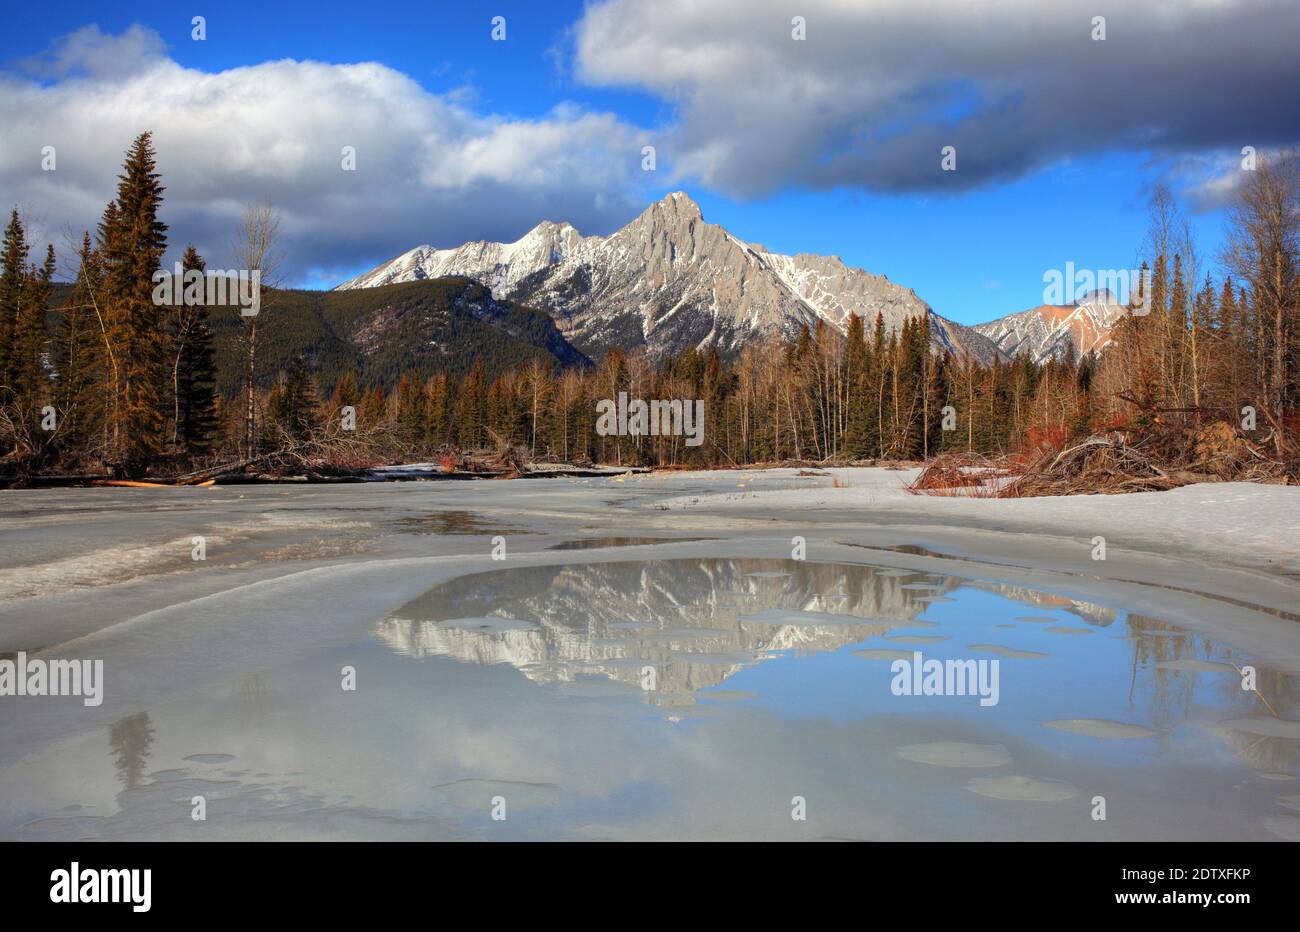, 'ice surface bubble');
966,775,1078,801
897,742,1012,769
853,648,914,661
1043,719,1157,739
968,643,1049,659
